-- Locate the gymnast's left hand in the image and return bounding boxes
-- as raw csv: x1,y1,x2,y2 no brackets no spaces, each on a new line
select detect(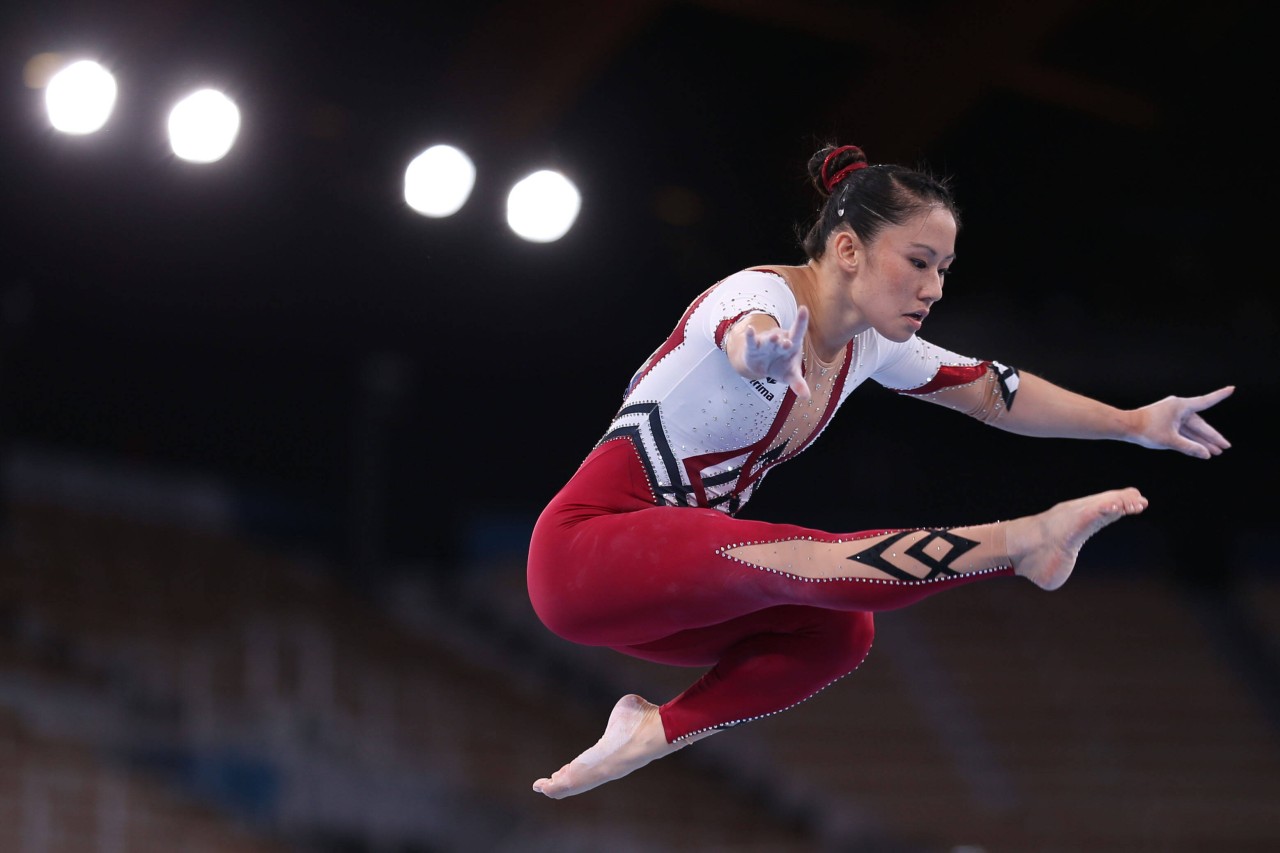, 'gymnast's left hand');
1128,385,1235,459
